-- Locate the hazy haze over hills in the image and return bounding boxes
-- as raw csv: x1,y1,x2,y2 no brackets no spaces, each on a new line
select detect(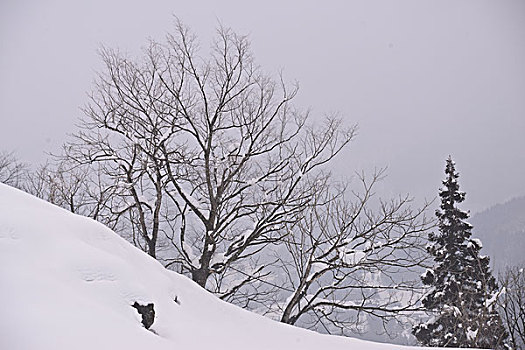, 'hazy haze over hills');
471,195,525,272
